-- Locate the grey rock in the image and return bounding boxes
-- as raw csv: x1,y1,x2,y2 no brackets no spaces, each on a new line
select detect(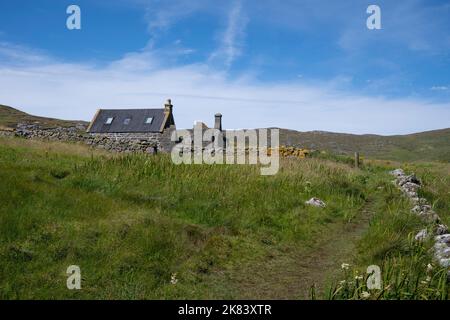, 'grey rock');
436,248,450,259
402,182,420,192
418,211,440,223
305,197,326,208
438,258,450,268
390,169,405,177
411,204,432,214
435,224,449,235
414,229,428,242
435,234,450,244
434,242,449,252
